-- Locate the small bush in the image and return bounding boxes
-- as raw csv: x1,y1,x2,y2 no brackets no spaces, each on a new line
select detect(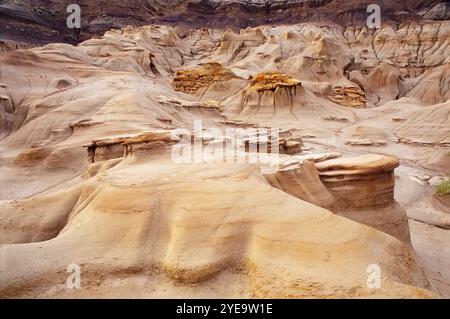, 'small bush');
436,179,450,196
